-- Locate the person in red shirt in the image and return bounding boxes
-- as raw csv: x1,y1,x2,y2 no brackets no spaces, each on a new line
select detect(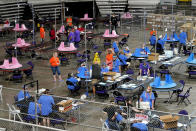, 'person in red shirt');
49,52,63,82
49,27,55,42
78,25,84,32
